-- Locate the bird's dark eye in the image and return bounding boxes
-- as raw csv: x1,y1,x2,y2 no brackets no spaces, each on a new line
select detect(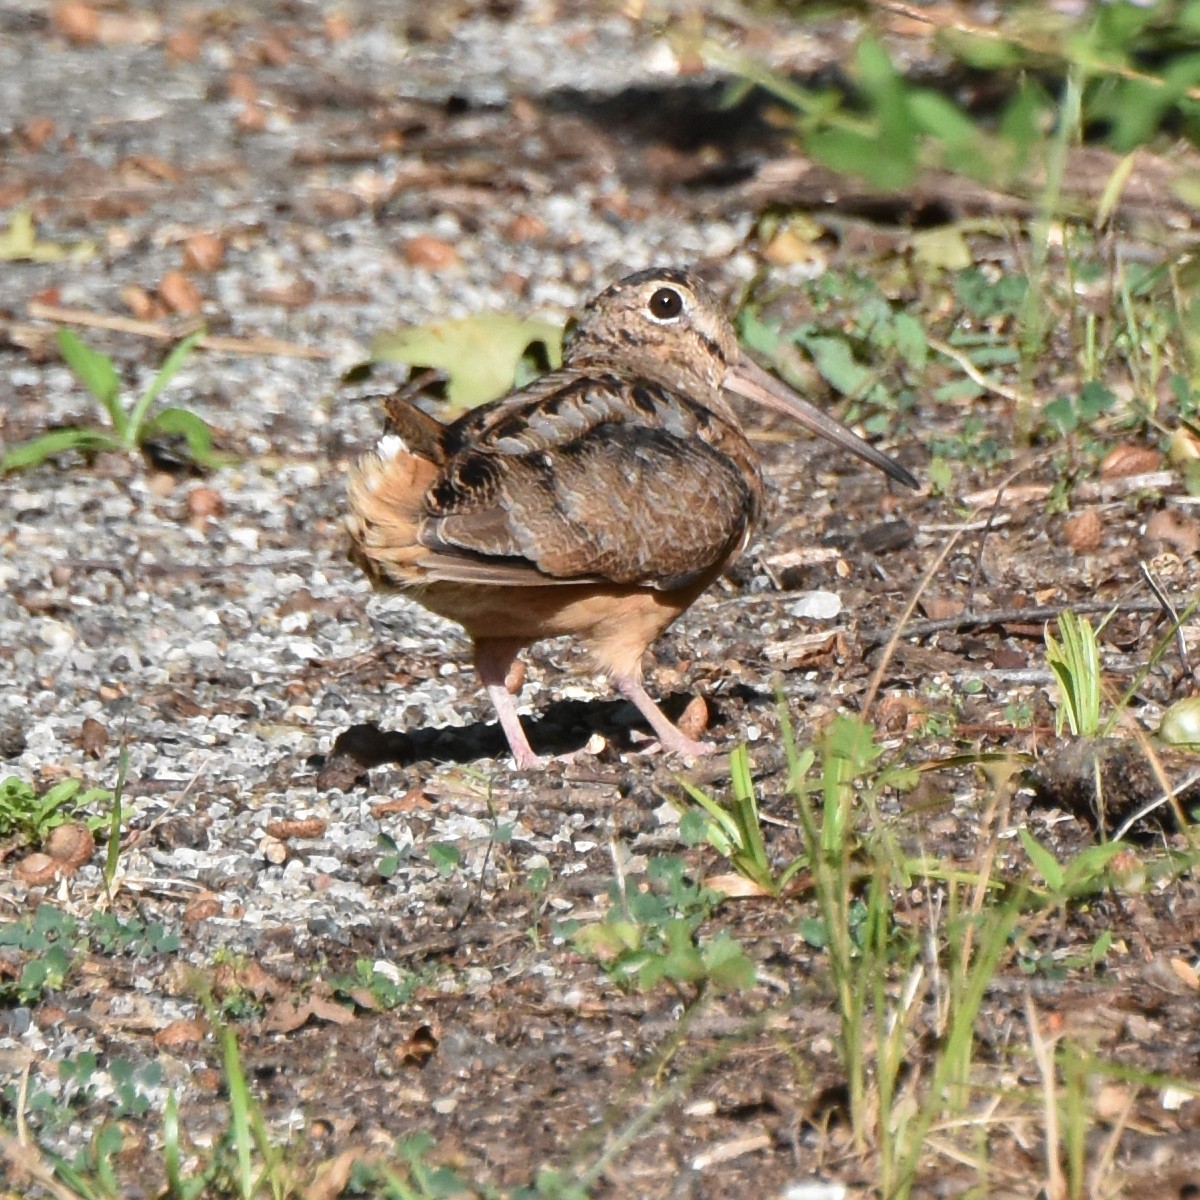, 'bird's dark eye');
647,287,683,321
